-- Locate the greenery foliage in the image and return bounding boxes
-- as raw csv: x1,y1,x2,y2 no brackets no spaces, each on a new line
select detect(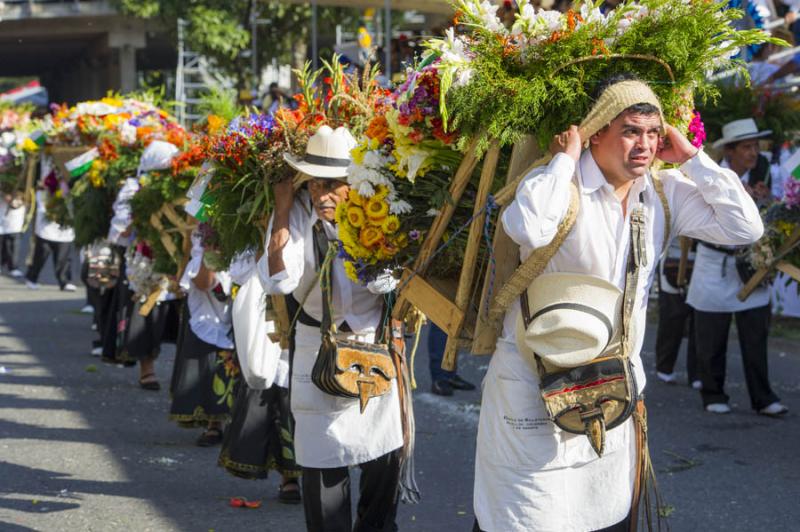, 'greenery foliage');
430,0,780,152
